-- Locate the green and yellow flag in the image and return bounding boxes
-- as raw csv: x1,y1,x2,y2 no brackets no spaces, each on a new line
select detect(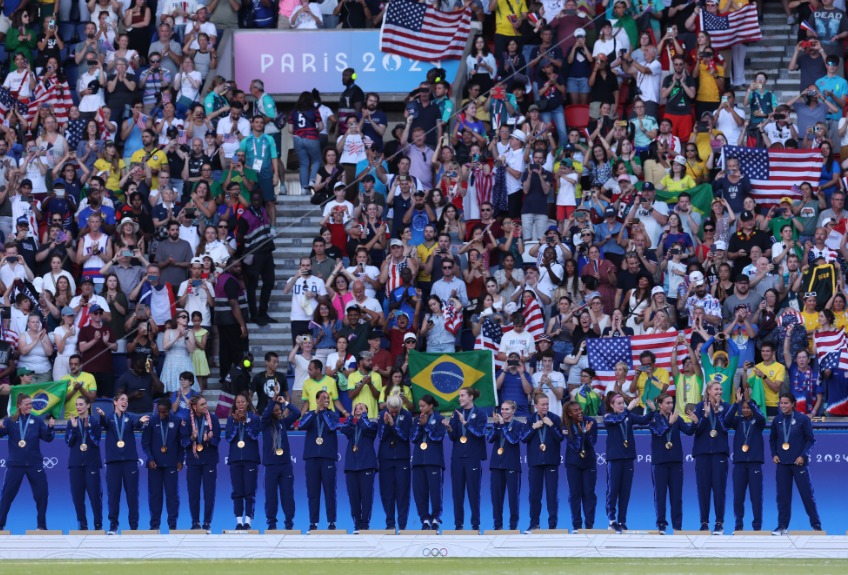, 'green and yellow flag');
408,350,496,412
10,380,67,419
